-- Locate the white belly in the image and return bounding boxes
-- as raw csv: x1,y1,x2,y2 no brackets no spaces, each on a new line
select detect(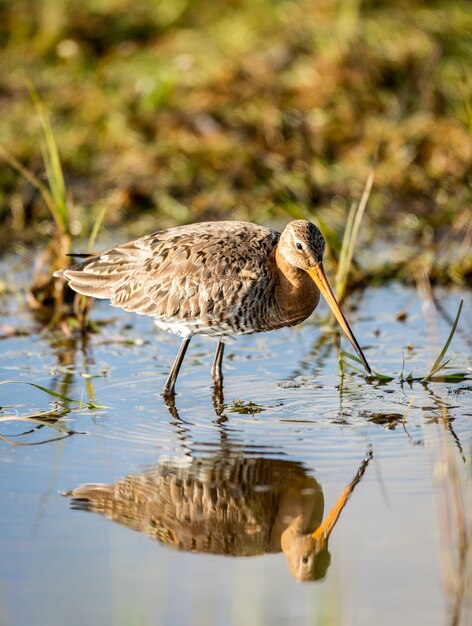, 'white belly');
154,318,237,342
